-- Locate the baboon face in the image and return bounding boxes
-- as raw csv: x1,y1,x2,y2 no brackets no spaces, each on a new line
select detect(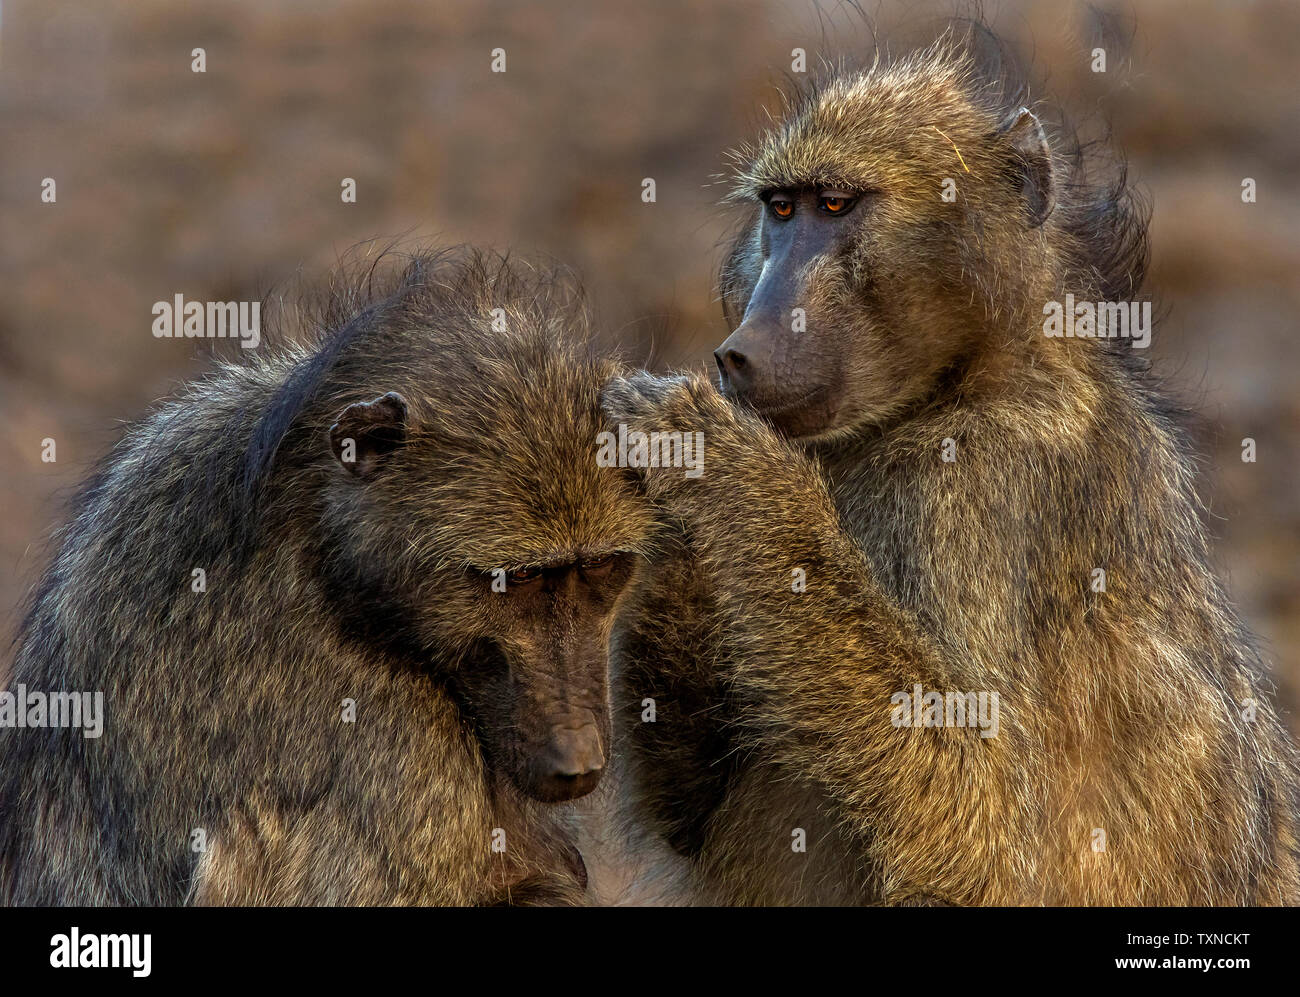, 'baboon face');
719,60,1054,439
715,186,866,438
451,553,638,803
325,375,650,804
